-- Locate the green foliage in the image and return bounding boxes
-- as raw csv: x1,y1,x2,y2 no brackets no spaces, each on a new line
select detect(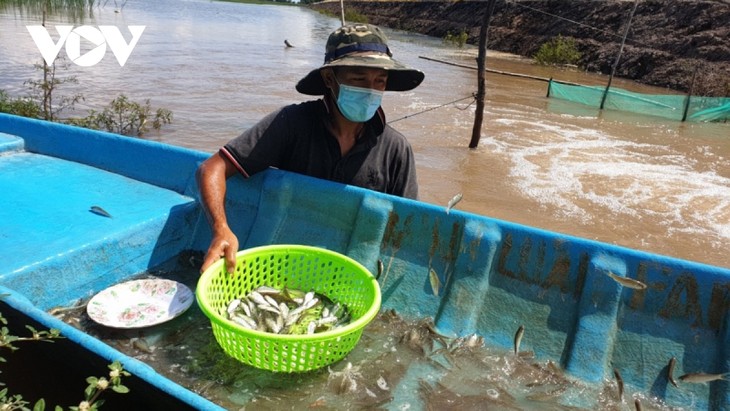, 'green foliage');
344,10,367,24
0,90,41,118
1,56,172,137
0,59,84,121
68,95,173,137
0,316,63,362
25,59,83,121
0,0,96,22
443,30,468,48
534,35,582,67
316,9,367,24
0,309,130,410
